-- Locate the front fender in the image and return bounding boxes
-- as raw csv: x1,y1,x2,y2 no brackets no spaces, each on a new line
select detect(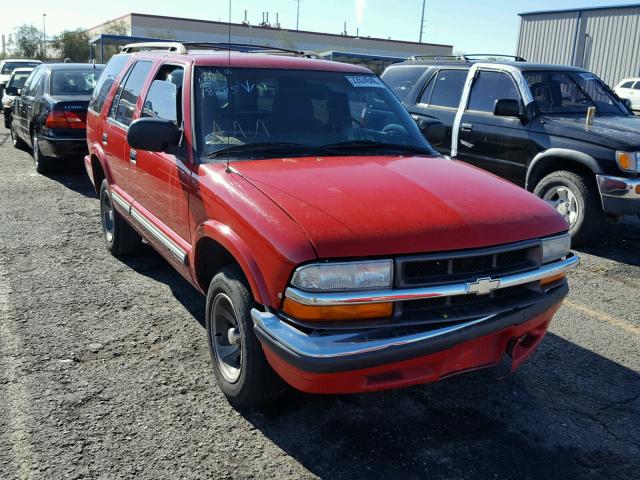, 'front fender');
191,220,271,306
526,148,602,190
